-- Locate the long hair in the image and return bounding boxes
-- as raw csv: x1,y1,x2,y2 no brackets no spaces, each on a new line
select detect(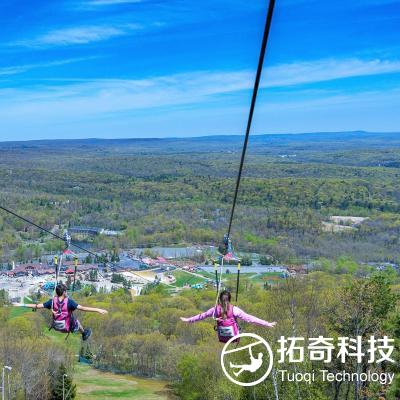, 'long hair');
218,290,231,319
